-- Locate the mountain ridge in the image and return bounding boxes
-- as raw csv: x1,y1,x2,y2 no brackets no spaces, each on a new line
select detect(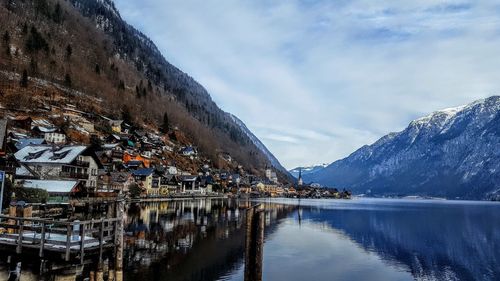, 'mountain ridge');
0,0,291,181
304,96,500,199
289,164,328,179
